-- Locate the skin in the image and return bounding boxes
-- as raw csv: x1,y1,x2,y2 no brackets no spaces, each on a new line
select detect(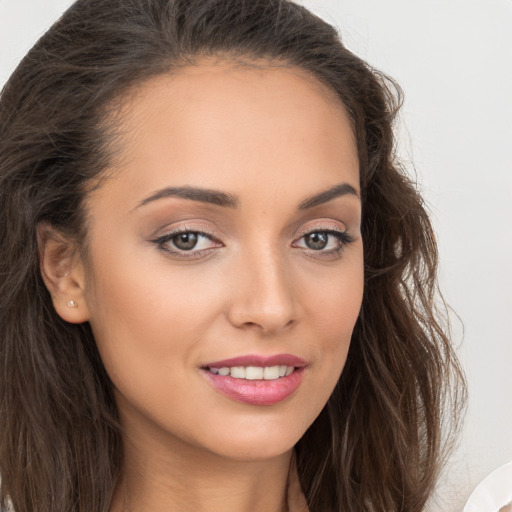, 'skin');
41,60,363,512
